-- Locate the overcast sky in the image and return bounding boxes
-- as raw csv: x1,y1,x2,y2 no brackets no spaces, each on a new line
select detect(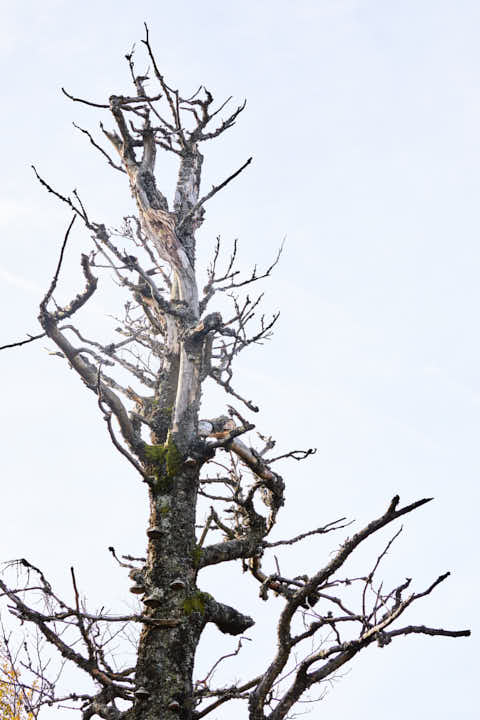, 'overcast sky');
0,1,477,718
